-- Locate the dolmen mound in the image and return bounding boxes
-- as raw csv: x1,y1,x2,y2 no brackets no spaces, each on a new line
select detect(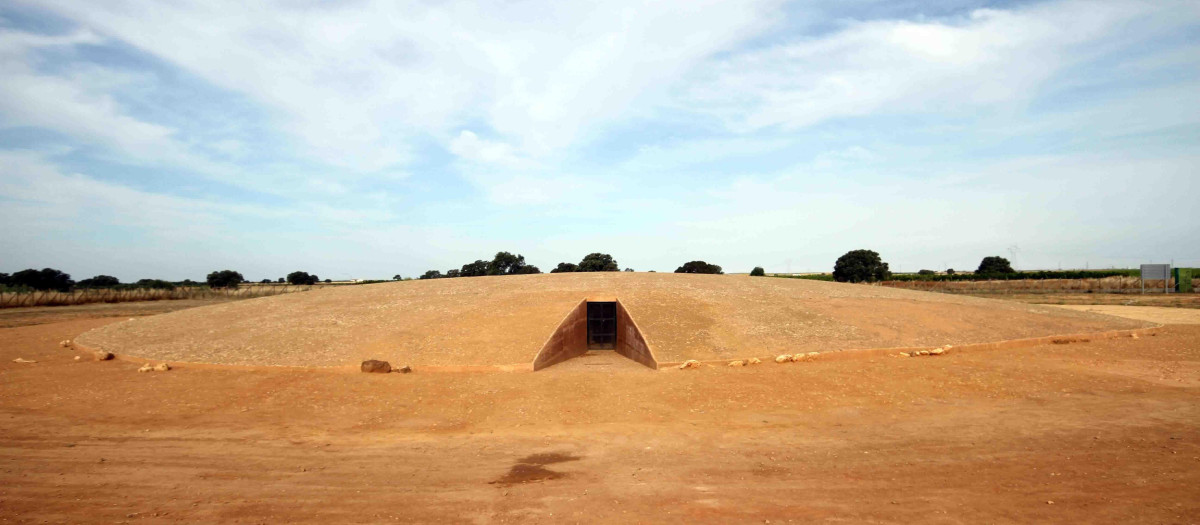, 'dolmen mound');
75,272,1152,369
